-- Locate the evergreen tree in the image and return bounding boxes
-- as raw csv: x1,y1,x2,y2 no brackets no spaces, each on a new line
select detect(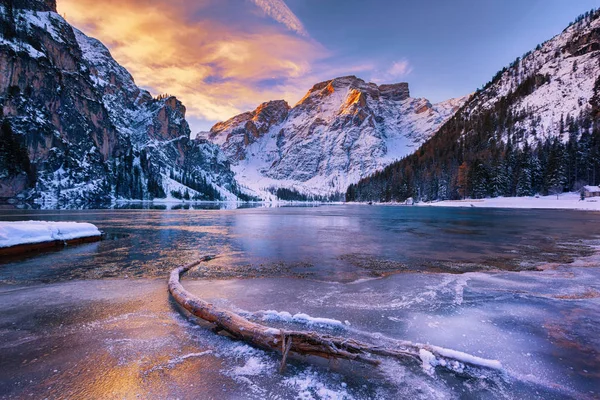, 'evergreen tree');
516,143,533,196
0,119,32,182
